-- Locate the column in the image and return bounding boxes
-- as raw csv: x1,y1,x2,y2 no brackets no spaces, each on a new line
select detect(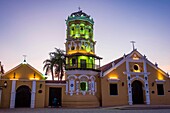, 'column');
126,61,132,105
143,61,150,104
0,88,2,107
66,81,68,95
31,80,36,108
10,80,16,108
